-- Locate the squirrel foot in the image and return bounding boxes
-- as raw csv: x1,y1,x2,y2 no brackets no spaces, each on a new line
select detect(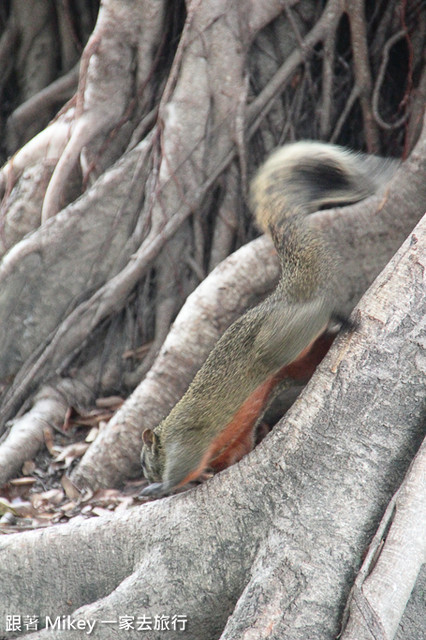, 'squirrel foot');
139,482,170,498
330,312,358,333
